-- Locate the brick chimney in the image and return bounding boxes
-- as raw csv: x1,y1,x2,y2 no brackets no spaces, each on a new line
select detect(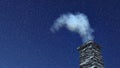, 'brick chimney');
77,41,104,68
